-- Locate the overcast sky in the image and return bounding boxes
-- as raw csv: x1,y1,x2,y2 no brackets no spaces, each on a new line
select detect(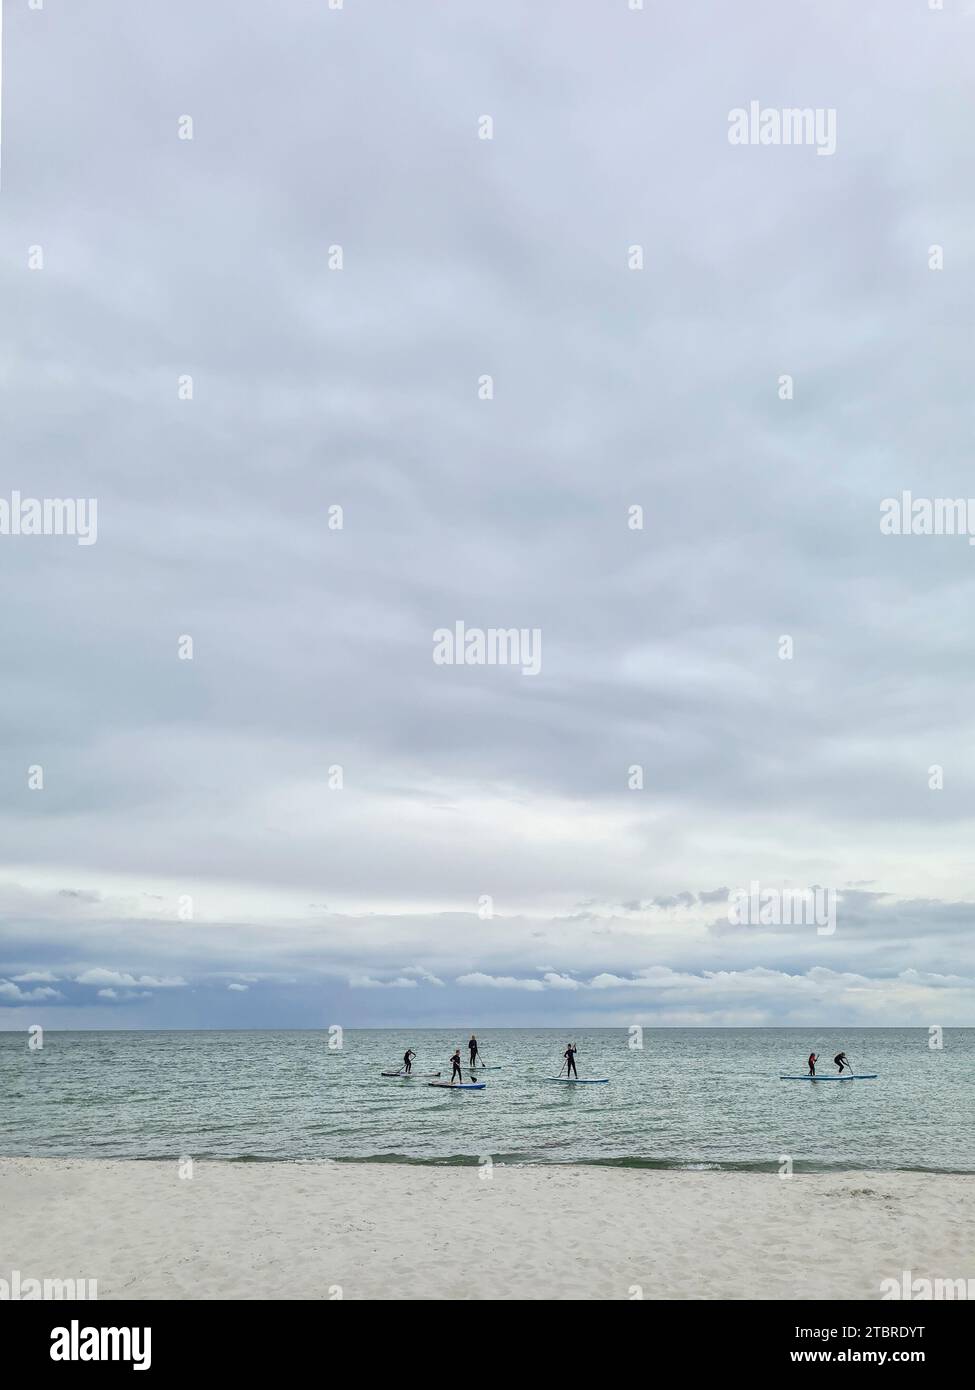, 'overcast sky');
2,1,974,1030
